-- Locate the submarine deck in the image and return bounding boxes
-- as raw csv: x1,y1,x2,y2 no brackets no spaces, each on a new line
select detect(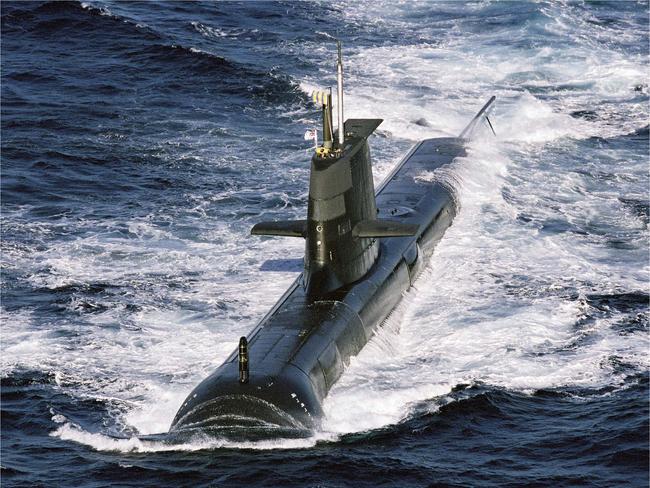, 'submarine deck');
171,136,468,430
